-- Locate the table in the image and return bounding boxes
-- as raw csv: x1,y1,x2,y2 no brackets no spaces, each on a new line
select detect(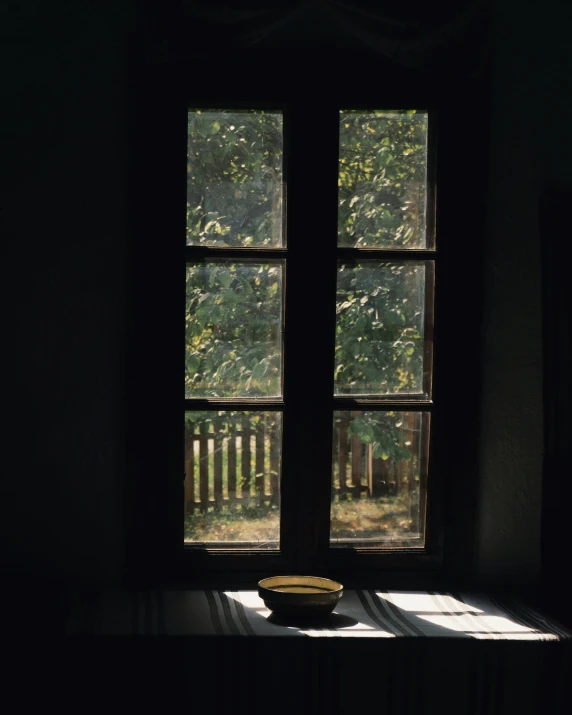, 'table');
64,589,571,714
